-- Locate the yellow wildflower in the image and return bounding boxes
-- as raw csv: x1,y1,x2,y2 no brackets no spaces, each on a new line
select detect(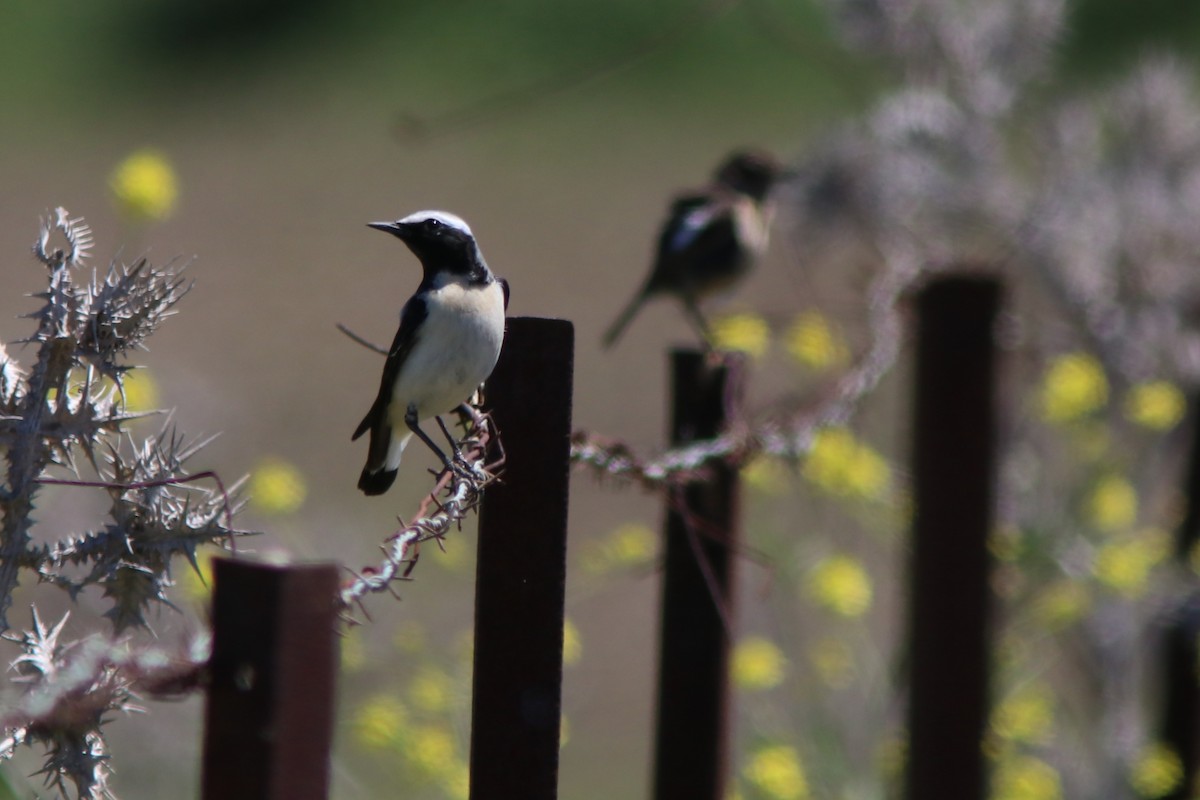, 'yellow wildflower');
732,636,787,691
785,311,848,370
807,554,872,617
1040,352,1107,424
1085,474,1137,532
1093,529,1170,598
408,665,455,714
248,456,307,516
607,523,655,565
711,312,770,359
1125,381,1186,431
1032,579,1091,630
803,427,890,500
110,149,178,222
120,369,160,413
580,523,656,574
991,683,1054,744
407,723,459,779
352,694,408,750
993,755,1063,800
563,618,583,666
1130,742,1183,798
743,744,809,800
